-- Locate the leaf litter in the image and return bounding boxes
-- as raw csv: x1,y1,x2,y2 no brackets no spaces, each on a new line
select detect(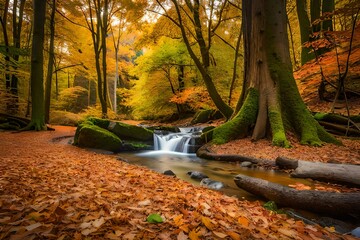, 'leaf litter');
0,126,356,239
